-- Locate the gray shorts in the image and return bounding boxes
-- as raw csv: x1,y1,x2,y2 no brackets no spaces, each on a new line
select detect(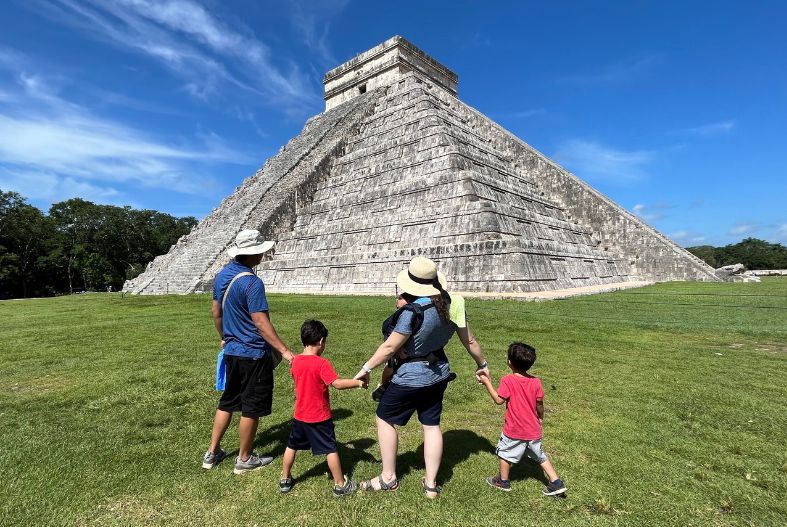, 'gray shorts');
495,433,548,464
